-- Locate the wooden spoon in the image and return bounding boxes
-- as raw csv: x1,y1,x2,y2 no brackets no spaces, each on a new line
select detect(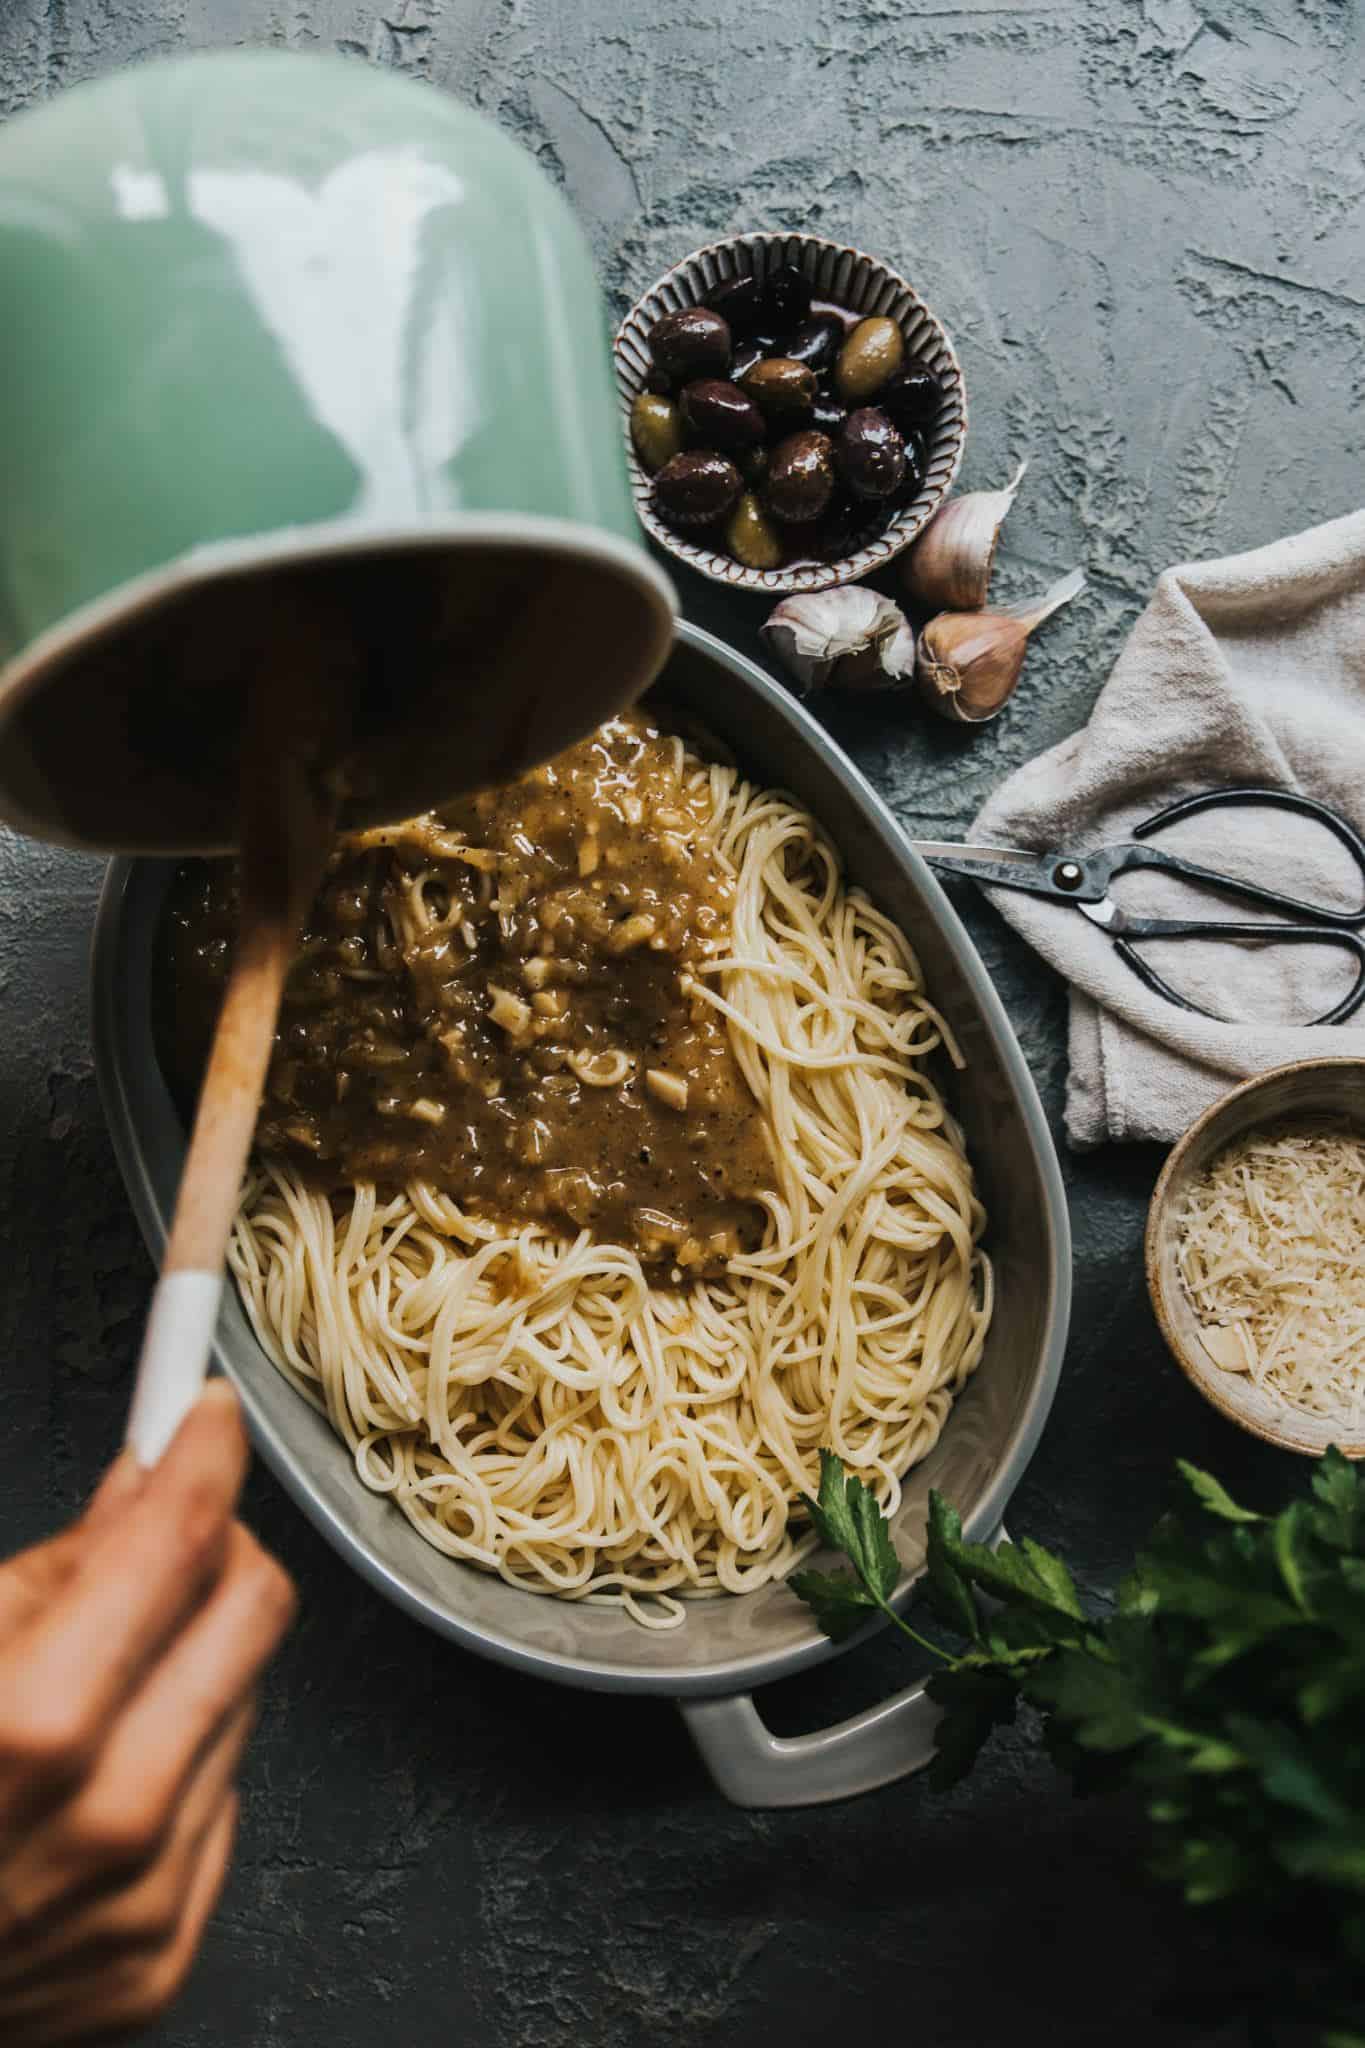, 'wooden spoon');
126,647,345,1465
